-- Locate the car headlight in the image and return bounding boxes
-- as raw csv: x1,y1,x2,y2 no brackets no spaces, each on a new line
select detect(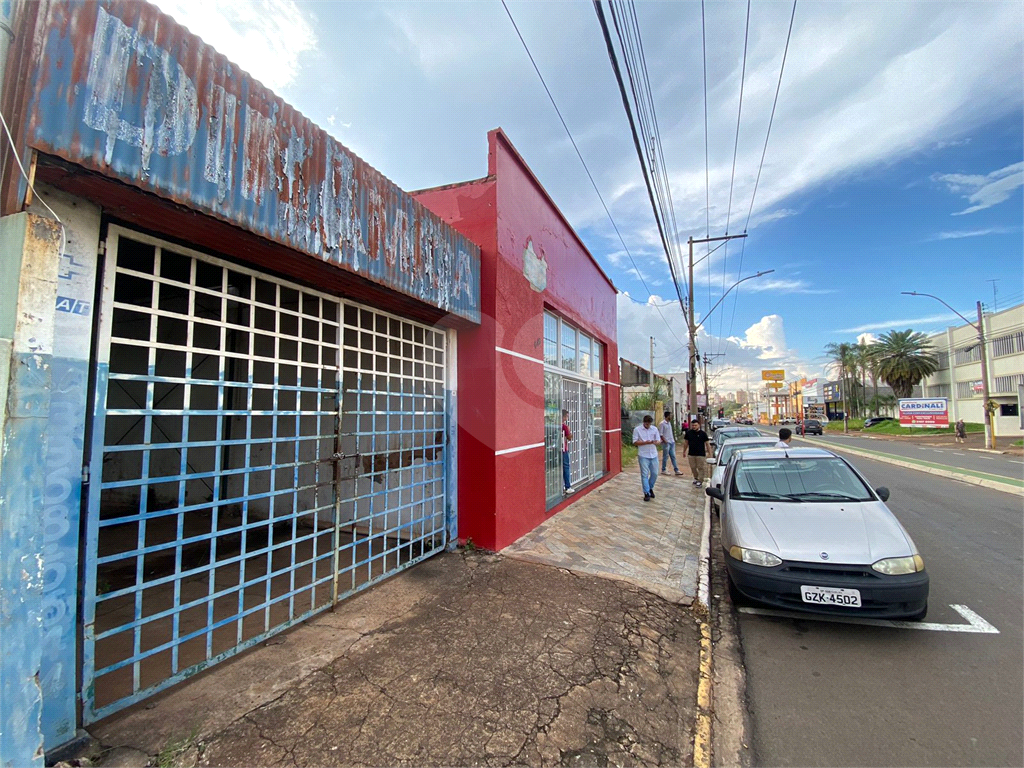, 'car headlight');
871,555,925,575
729,546,782,567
